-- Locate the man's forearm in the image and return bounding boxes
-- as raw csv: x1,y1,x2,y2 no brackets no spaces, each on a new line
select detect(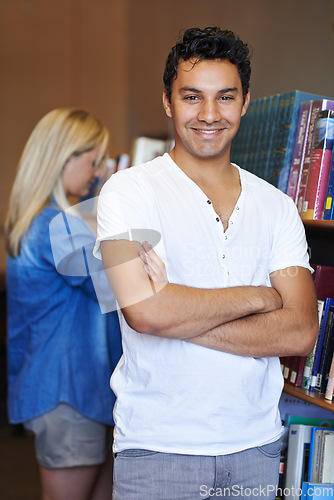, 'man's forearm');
102,239,282,339
186,297,319,358
123,281,282,339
